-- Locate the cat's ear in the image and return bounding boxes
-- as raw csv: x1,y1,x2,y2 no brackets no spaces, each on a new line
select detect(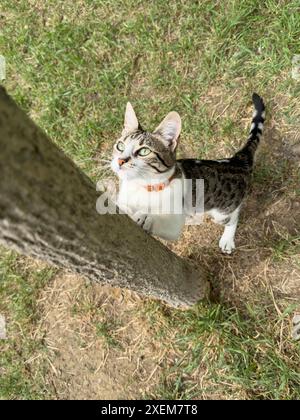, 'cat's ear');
123,102,139,135
154,112,181,151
